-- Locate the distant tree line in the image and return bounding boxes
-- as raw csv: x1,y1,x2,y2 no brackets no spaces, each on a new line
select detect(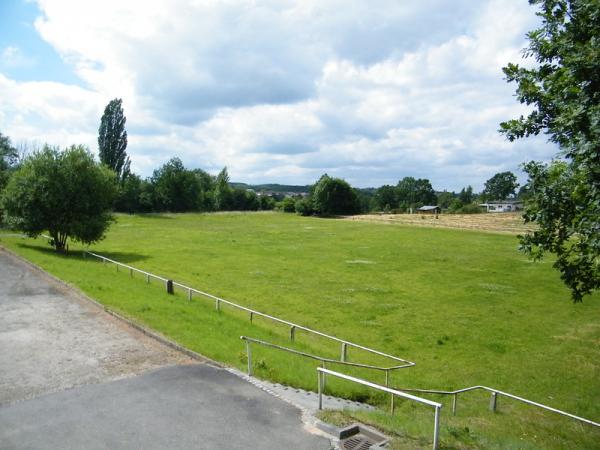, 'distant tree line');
114,159,276,213
0,98,526,248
